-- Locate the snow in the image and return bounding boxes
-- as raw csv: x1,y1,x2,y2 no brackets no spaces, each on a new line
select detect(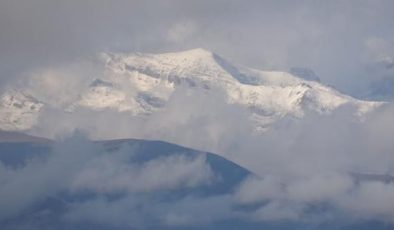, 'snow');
0,90,43,131
0,48,384,132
